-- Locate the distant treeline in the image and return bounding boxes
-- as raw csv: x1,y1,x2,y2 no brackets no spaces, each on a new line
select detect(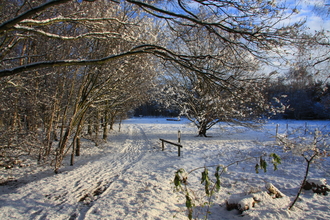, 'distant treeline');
134,102,180,117
136,81,330,120
267,81,330,120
